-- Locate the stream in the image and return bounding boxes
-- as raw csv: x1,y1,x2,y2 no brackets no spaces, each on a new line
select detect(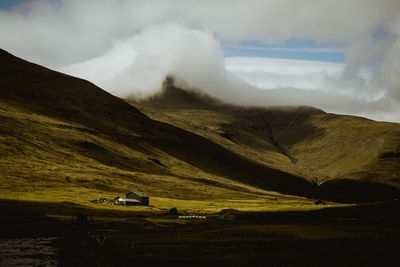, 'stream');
0,237,58,266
